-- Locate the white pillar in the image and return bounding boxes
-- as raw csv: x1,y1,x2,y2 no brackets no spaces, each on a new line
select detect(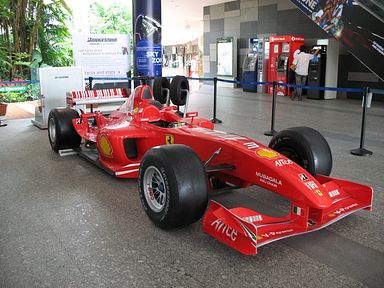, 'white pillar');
323,39,339,99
